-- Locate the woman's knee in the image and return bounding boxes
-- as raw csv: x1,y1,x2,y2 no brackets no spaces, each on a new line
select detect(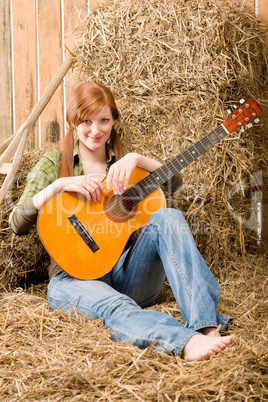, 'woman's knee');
147,208,191,239
150,208,186,227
